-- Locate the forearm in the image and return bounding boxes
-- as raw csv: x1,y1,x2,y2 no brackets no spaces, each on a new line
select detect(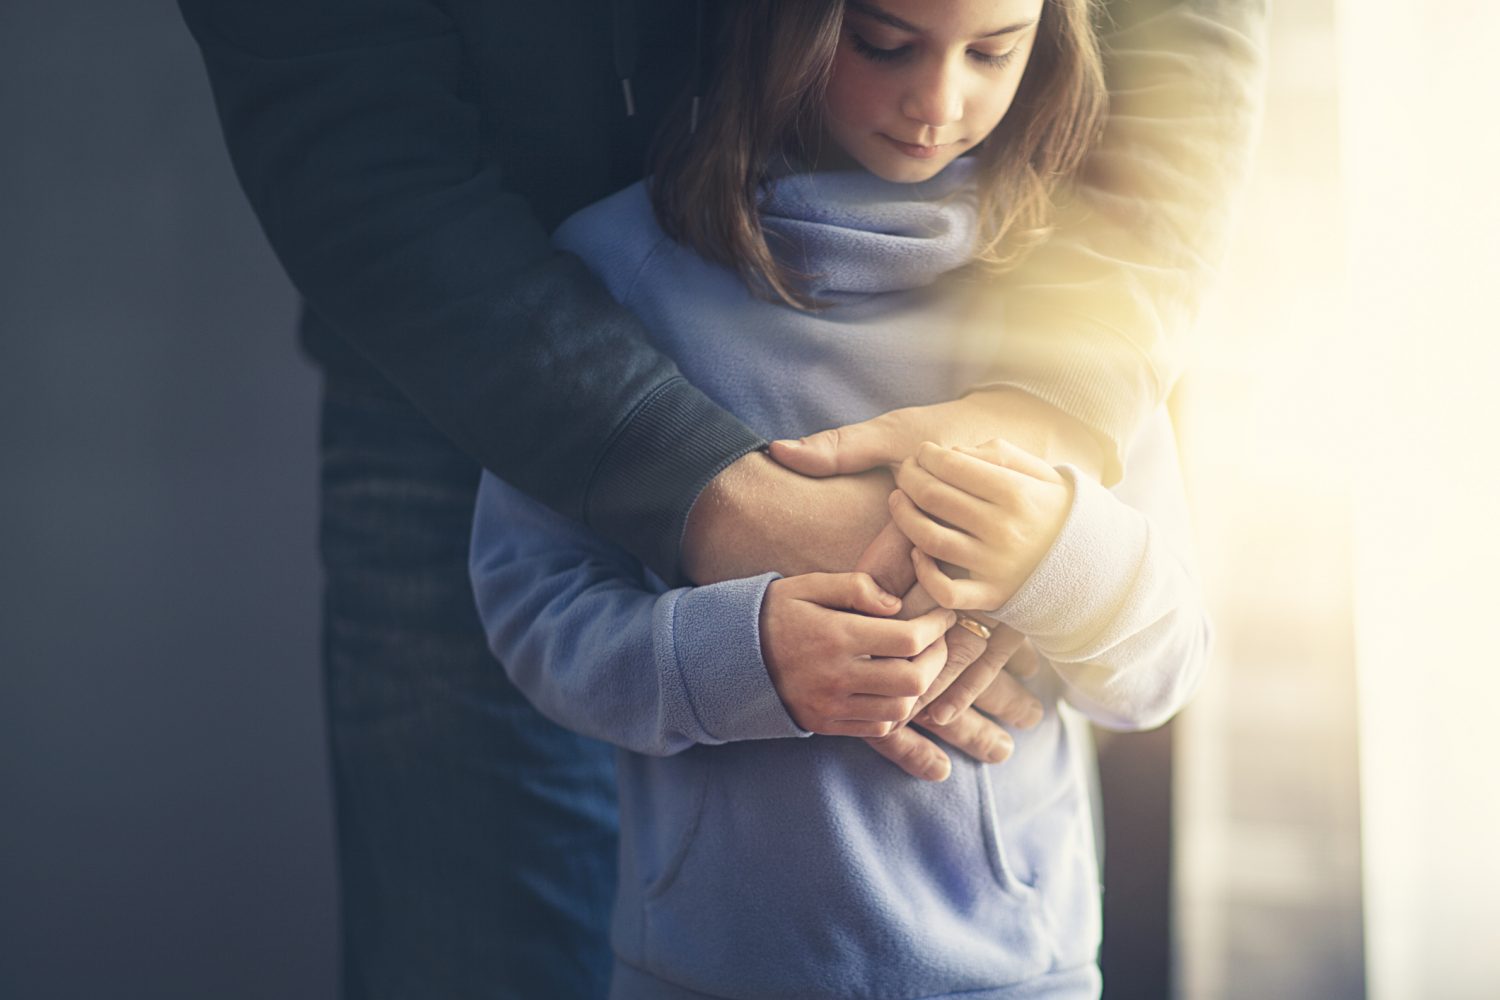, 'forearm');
697,385,1116,587
682,451,895,585
181,0,762,579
